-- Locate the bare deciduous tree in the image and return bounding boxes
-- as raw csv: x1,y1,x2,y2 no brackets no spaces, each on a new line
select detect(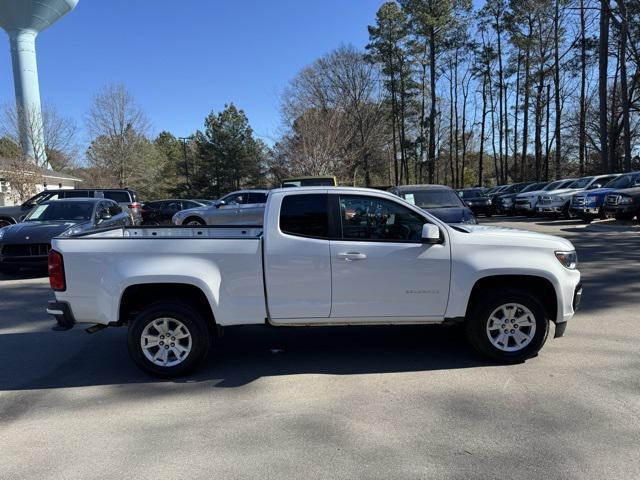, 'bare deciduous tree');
85,83,151,188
